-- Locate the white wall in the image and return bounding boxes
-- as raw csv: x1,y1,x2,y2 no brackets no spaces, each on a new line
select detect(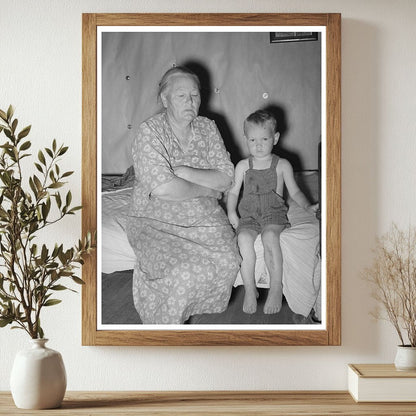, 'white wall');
101,31,321,173
1,0,416,391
